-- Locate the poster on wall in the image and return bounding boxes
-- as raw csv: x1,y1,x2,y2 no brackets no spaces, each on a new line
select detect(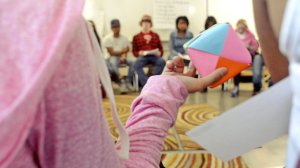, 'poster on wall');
153,0,189,29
